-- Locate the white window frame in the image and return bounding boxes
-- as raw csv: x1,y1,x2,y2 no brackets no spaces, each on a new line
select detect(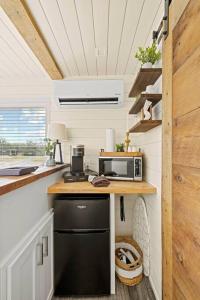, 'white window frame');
0,99,50,166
